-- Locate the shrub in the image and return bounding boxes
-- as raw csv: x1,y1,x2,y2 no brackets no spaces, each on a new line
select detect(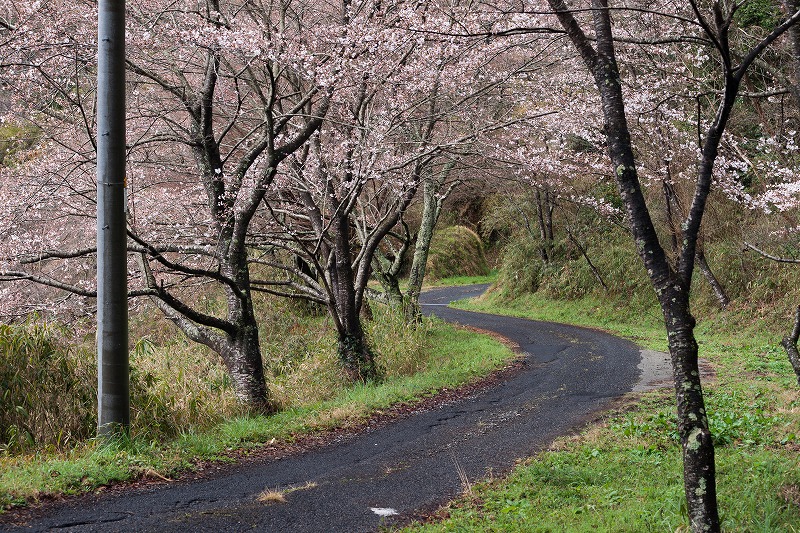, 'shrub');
0,320,94,454
0,293,446,457
496,238,545,298
426,225,490,280
127,337,240,440
367,305,432,378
